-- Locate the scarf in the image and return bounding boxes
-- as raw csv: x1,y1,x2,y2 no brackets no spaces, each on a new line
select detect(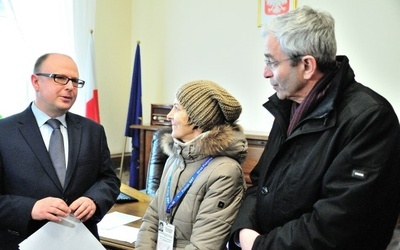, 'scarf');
287,65,338,136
